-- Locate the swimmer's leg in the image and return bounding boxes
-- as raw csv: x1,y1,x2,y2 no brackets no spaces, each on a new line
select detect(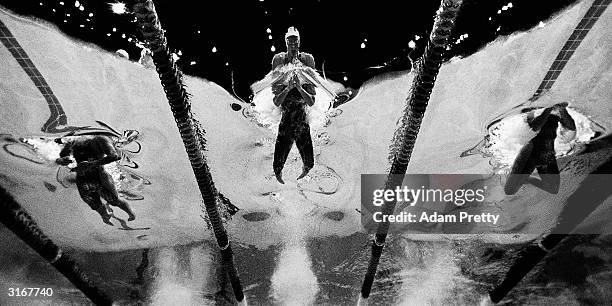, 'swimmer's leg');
273,131,294,184
528,161,561,194
295,125,314,180
504,142,537,195
76,179,113,226
100,171,136,221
